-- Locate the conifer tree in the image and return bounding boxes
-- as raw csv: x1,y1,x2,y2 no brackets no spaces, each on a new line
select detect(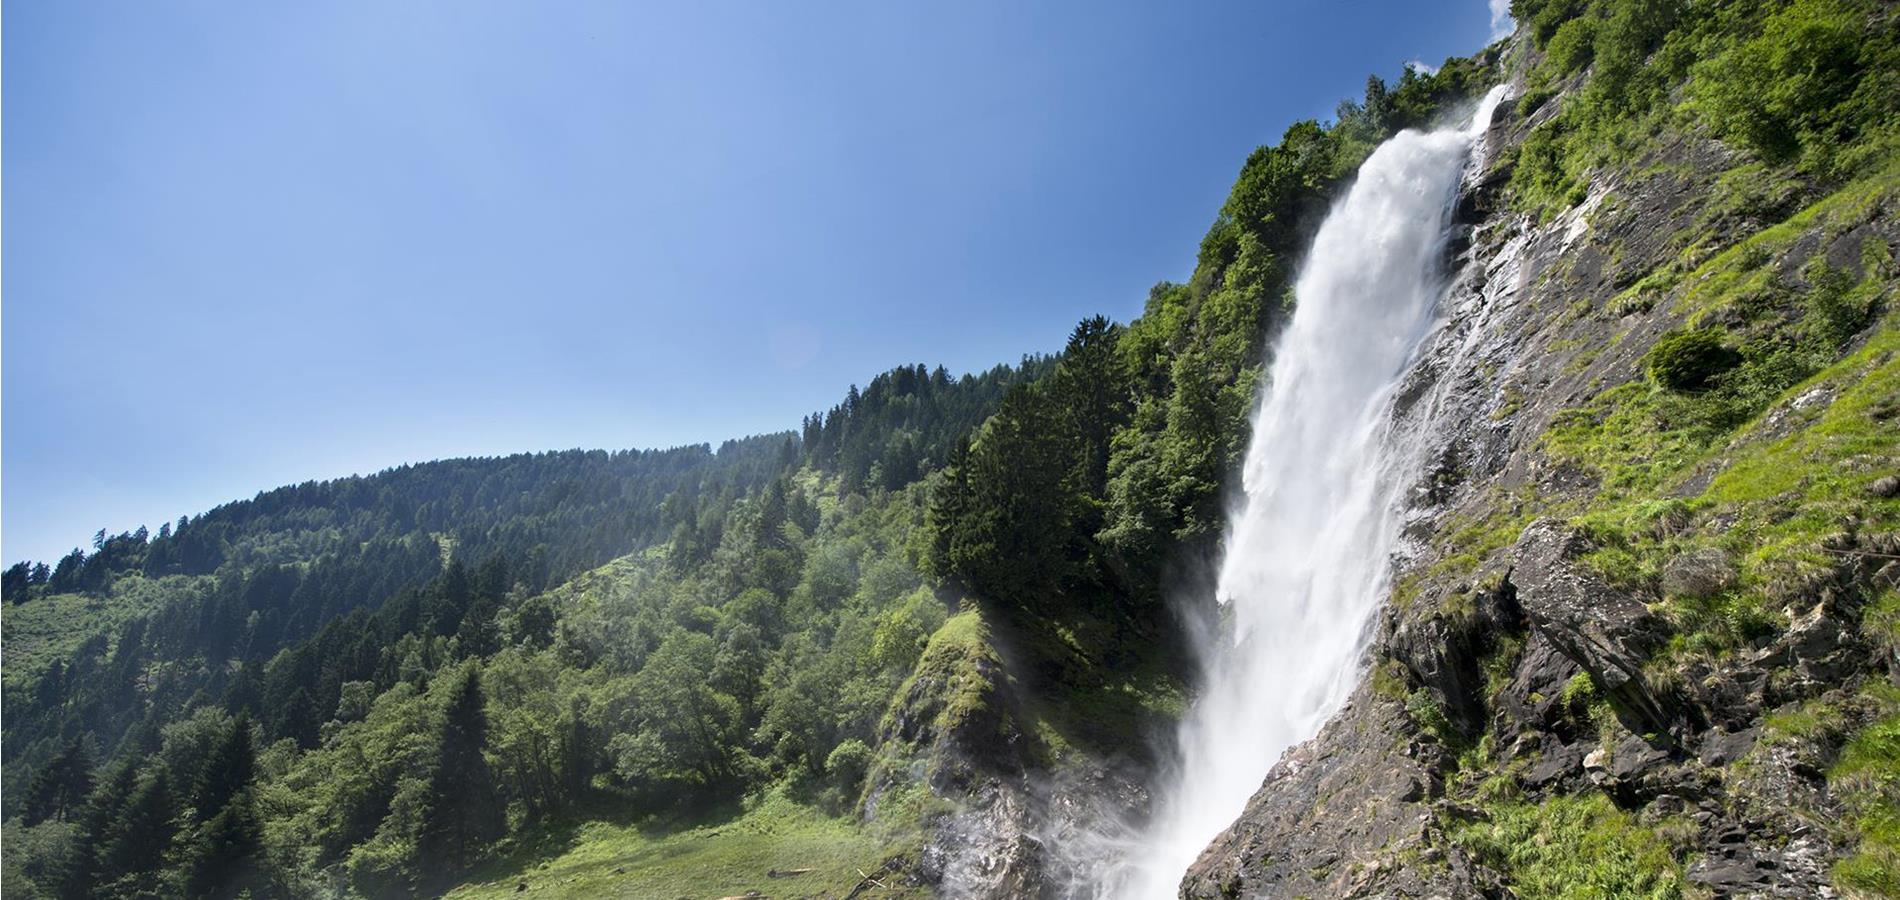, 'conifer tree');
417,667,503,881
192,714,255,821
97,769,180,895
55,759,139,900
182,791,264,899
22,737,93,825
